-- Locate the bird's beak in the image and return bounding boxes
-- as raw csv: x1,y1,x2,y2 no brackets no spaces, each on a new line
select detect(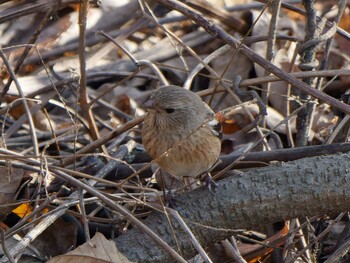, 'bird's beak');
143,98,155,112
